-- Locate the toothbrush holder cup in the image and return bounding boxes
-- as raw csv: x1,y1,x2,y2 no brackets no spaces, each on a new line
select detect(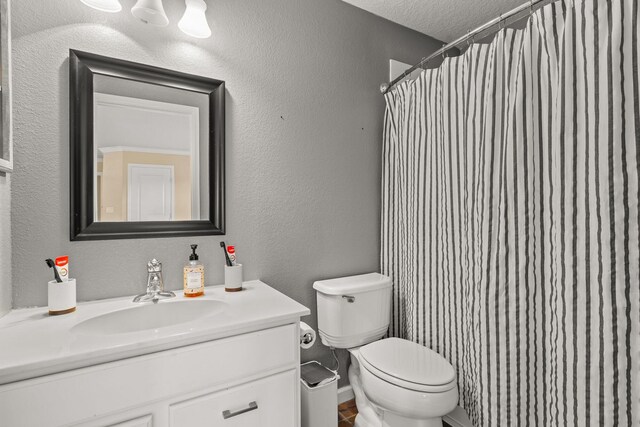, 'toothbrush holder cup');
48,278,77,315
224,264,243,292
